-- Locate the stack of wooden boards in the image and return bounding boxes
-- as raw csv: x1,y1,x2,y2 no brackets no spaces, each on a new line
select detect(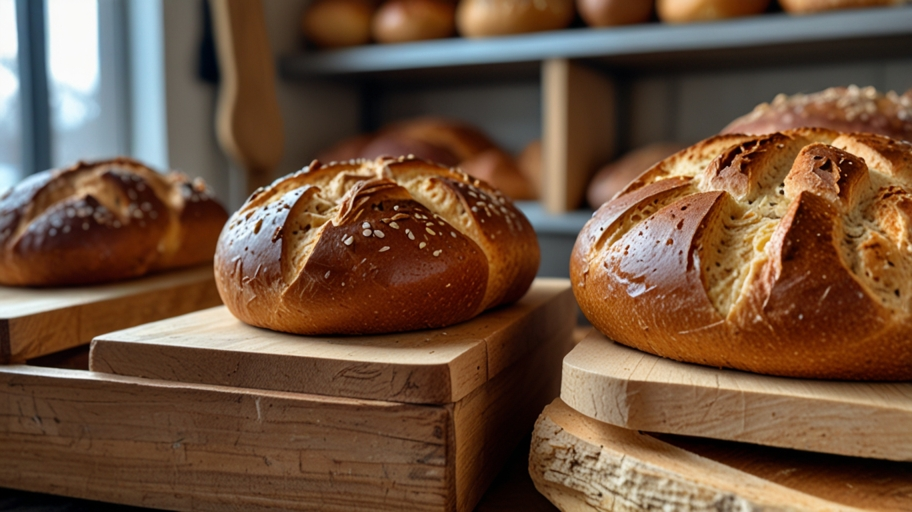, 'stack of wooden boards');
0,271,575,512
529,331,912,510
